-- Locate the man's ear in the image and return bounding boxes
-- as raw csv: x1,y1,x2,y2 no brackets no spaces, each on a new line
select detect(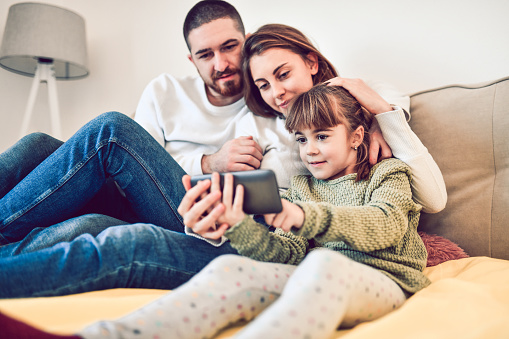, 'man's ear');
306,52,319,76
188,54,194,65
